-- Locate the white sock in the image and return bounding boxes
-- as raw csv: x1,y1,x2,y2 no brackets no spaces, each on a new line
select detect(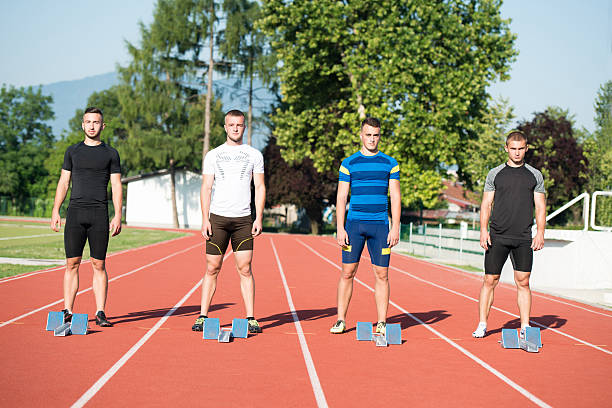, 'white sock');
472,322,487,338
